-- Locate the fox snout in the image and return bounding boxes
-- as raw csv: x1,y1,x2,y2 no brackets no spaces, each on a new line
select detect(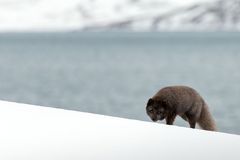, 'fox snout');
151,117,158,122
148,113,165,122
